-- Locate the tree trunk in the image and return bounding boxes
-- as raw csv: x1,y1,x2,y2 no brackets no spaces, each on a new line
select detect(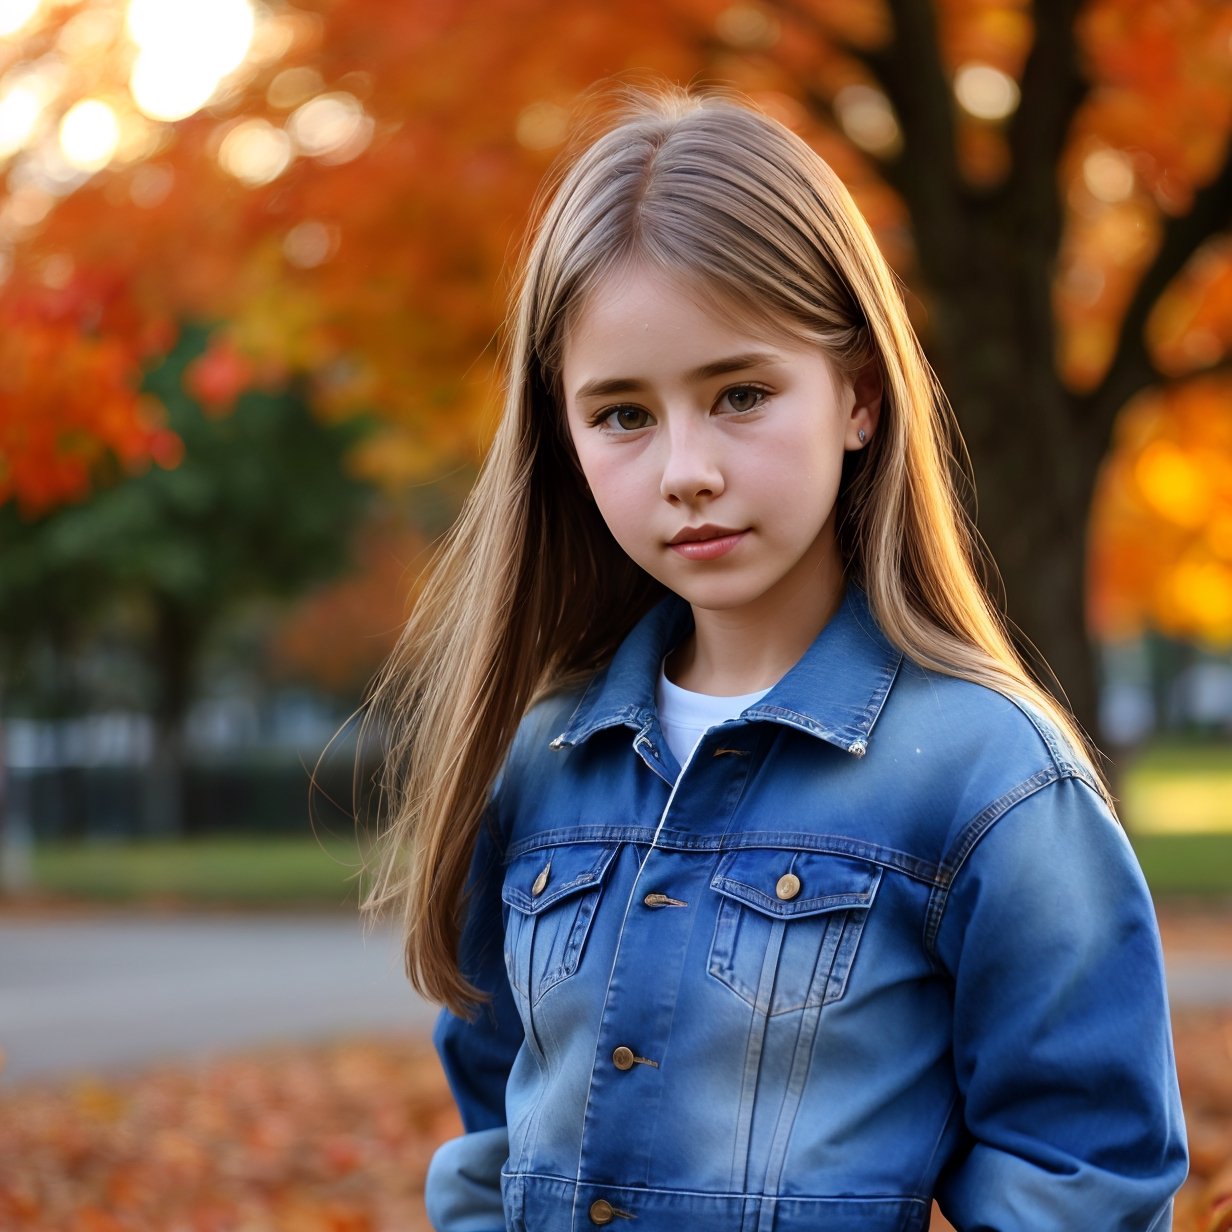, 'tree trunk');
142,601,198,839
906,178,1106,747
